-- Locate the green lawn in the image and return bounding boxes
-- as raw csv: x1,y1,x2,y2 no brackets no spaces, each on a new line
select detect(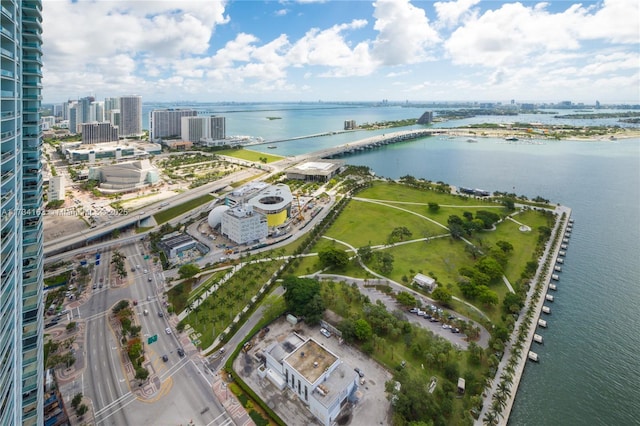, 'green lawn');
216,148,283,163
153,194,214,224
324,200,446,247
